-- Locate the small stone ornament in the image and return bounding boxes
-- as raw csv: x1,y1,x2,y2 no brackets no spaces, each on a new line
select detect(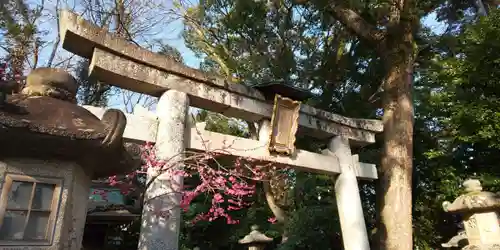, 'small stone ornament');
238,225,273,250
442,179,500,250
